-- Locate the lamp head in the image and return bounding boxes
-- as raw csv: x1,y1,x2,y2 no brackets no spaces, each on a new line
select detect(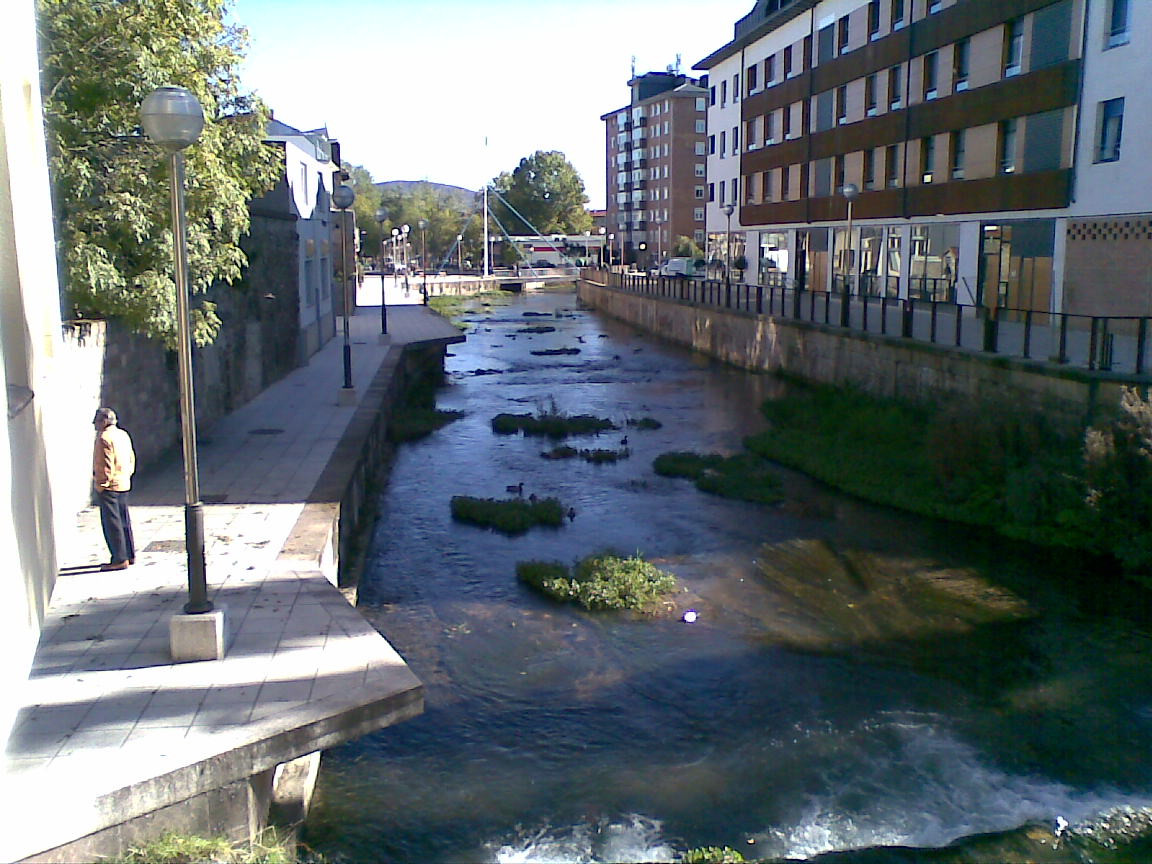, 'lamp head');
375,207,388,223
332,184,355,210
140,86,204,151
840,183,860,201
723,203,736,217
418,219,428,230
